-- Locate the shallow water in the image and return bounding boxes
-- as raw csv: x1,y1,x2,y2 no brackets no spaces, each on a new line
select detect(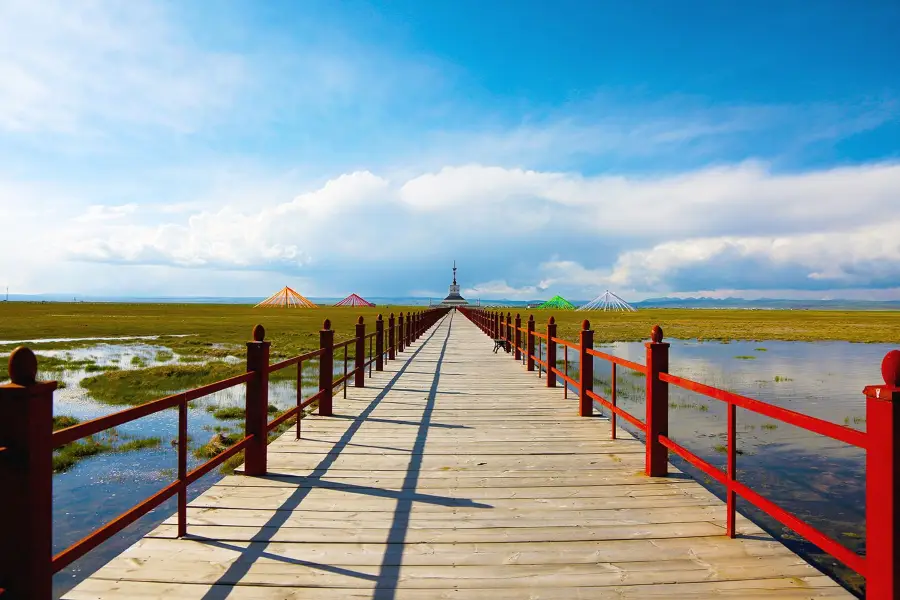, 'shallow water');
33,338,888,597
